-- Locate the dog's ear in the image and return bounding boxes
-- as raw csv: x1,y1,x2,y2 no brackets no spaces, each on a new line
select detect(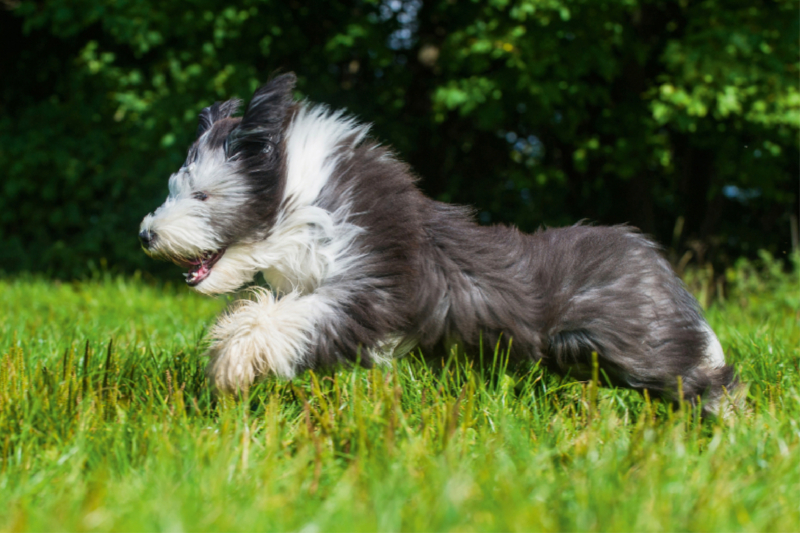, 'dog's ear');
241,72,296,131
197,98,242,138
225,72,296,161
